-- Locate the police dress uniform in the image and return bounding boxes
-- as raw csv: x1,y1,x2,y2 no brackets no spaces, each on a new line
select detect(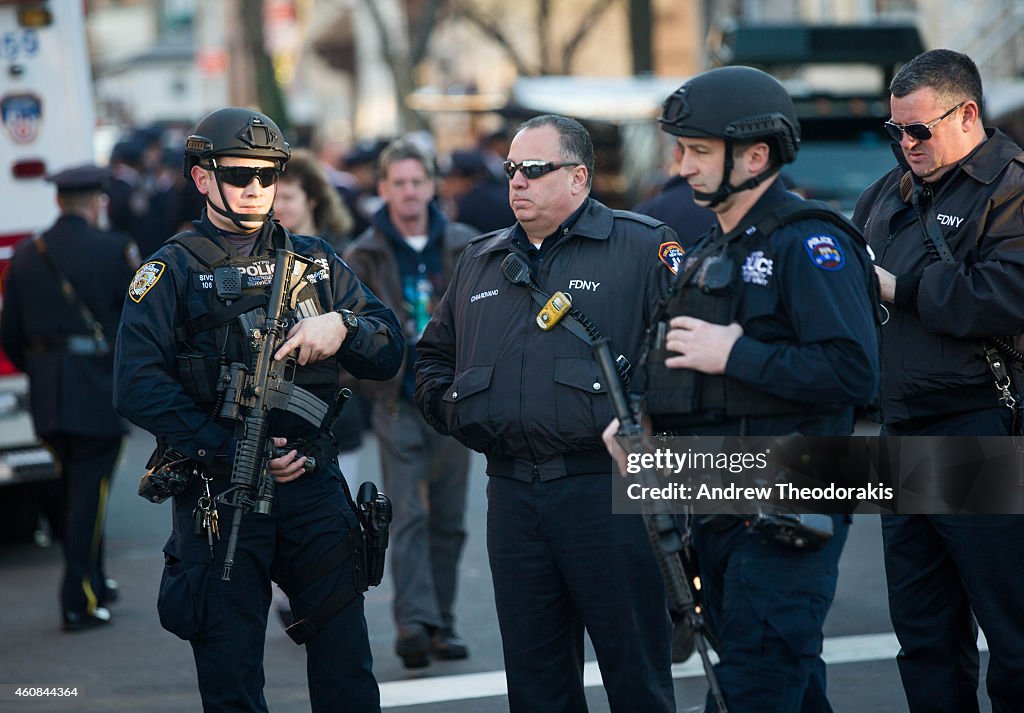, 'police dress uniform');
113,212,403,713
0,165,137,628
648,178,880,713
854,128,1024,712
